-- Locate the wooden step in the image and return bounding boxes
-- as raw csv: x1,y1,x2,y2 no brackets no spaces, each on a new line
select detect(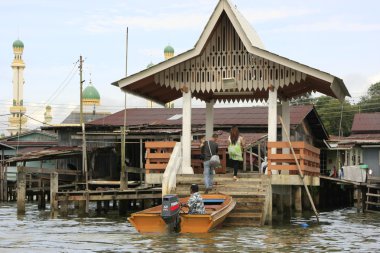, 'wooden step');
366,184,380,189
227,212,262,218
366,193,380,198
366,201,380,206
